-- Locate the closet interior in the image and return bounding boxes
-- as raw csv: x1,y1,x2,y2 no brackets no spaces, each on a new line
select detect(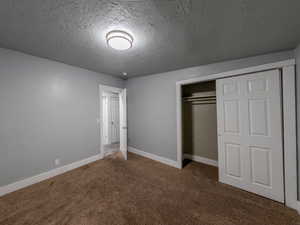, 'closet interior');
182,80,218,173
